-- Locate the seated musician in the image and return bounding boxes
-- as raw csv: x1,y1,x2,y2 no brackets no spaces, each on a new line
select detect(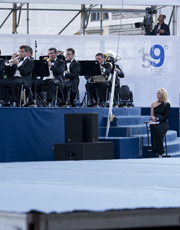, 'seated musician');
87,52,112,107
33,47,65,107
105,53,124,106
0,50,6,79
63,48,81,107
0,45,34,107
